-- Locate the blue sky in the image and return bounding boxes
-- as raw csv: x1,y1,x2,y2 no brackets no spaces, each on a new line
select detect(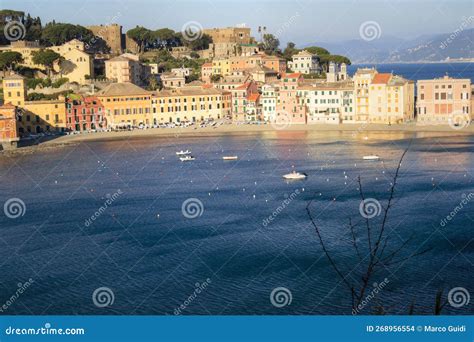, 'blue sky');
3,0,473,45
